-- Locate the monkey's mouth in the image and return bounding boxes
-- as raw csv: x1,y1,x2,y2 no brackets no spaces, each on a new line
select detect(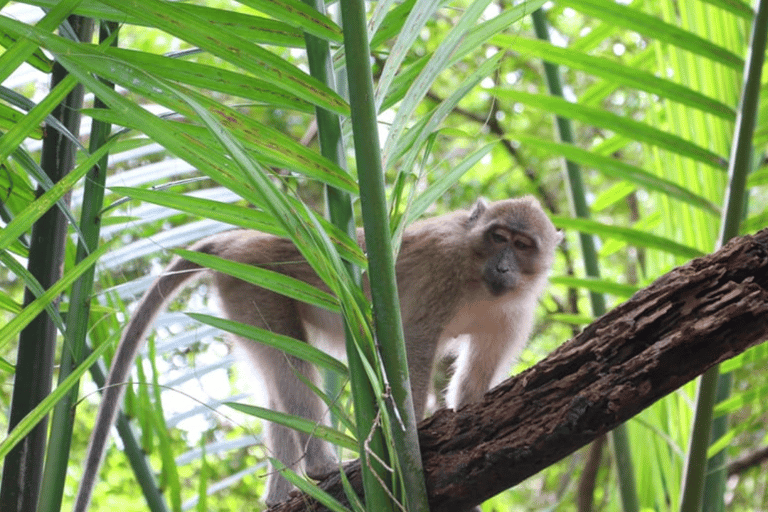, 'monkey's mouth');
485,280,516,296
